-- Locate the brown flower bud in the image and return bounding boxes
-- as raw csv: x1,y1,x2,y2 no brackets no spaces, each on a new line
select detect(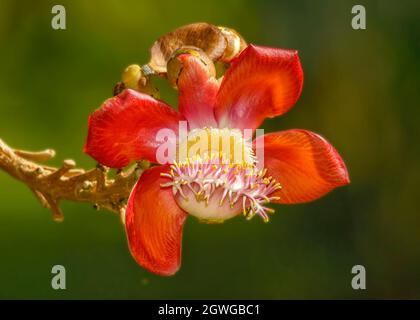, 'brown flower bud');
218,26,247,63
